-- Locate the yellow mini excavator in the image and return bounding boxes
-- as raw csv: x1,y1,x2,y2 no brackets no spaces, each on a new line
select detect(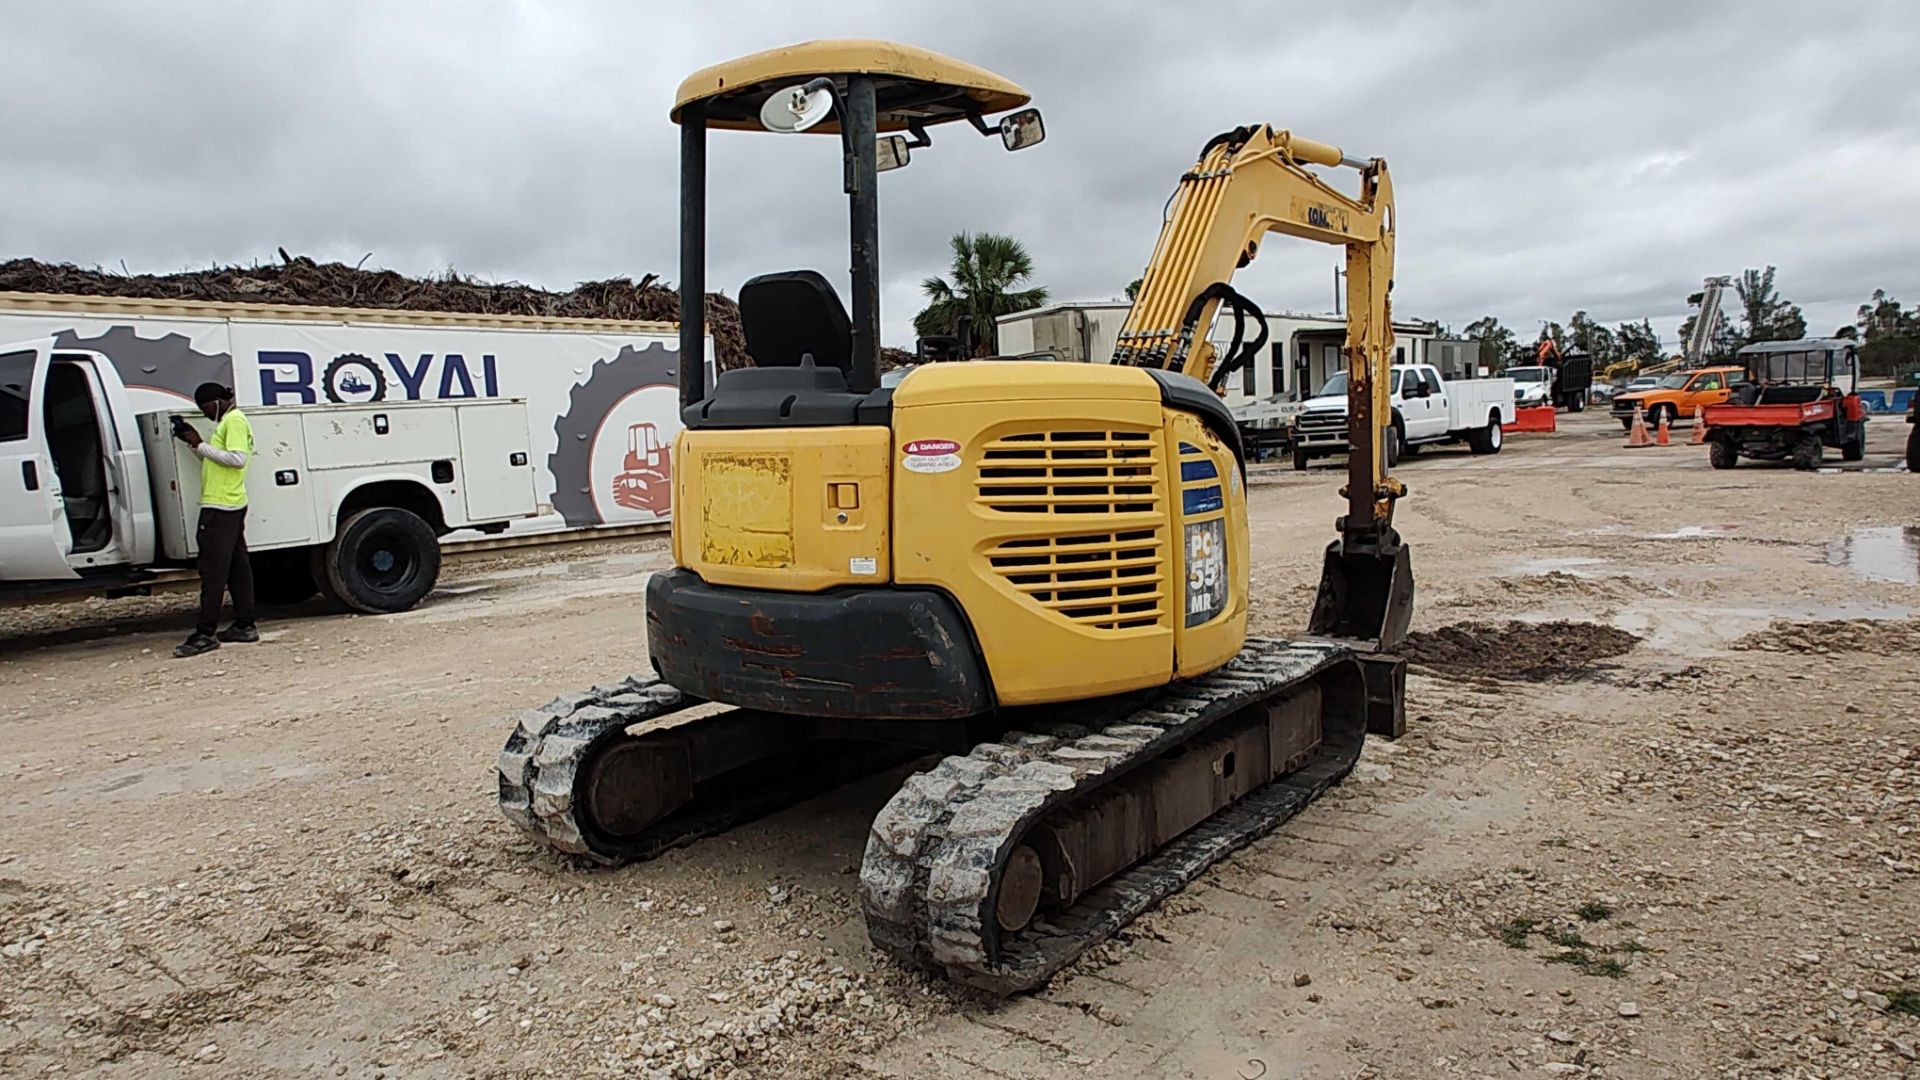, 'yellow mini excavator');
497,39,1412,994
